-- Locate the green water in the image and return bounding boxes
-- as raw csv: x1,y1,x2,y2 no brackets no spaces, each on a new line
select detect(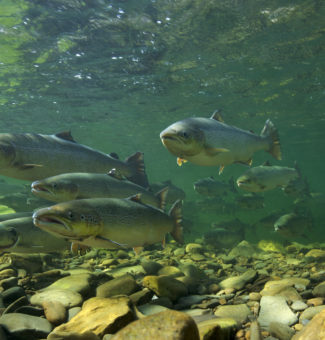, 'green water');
0,0,324,244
